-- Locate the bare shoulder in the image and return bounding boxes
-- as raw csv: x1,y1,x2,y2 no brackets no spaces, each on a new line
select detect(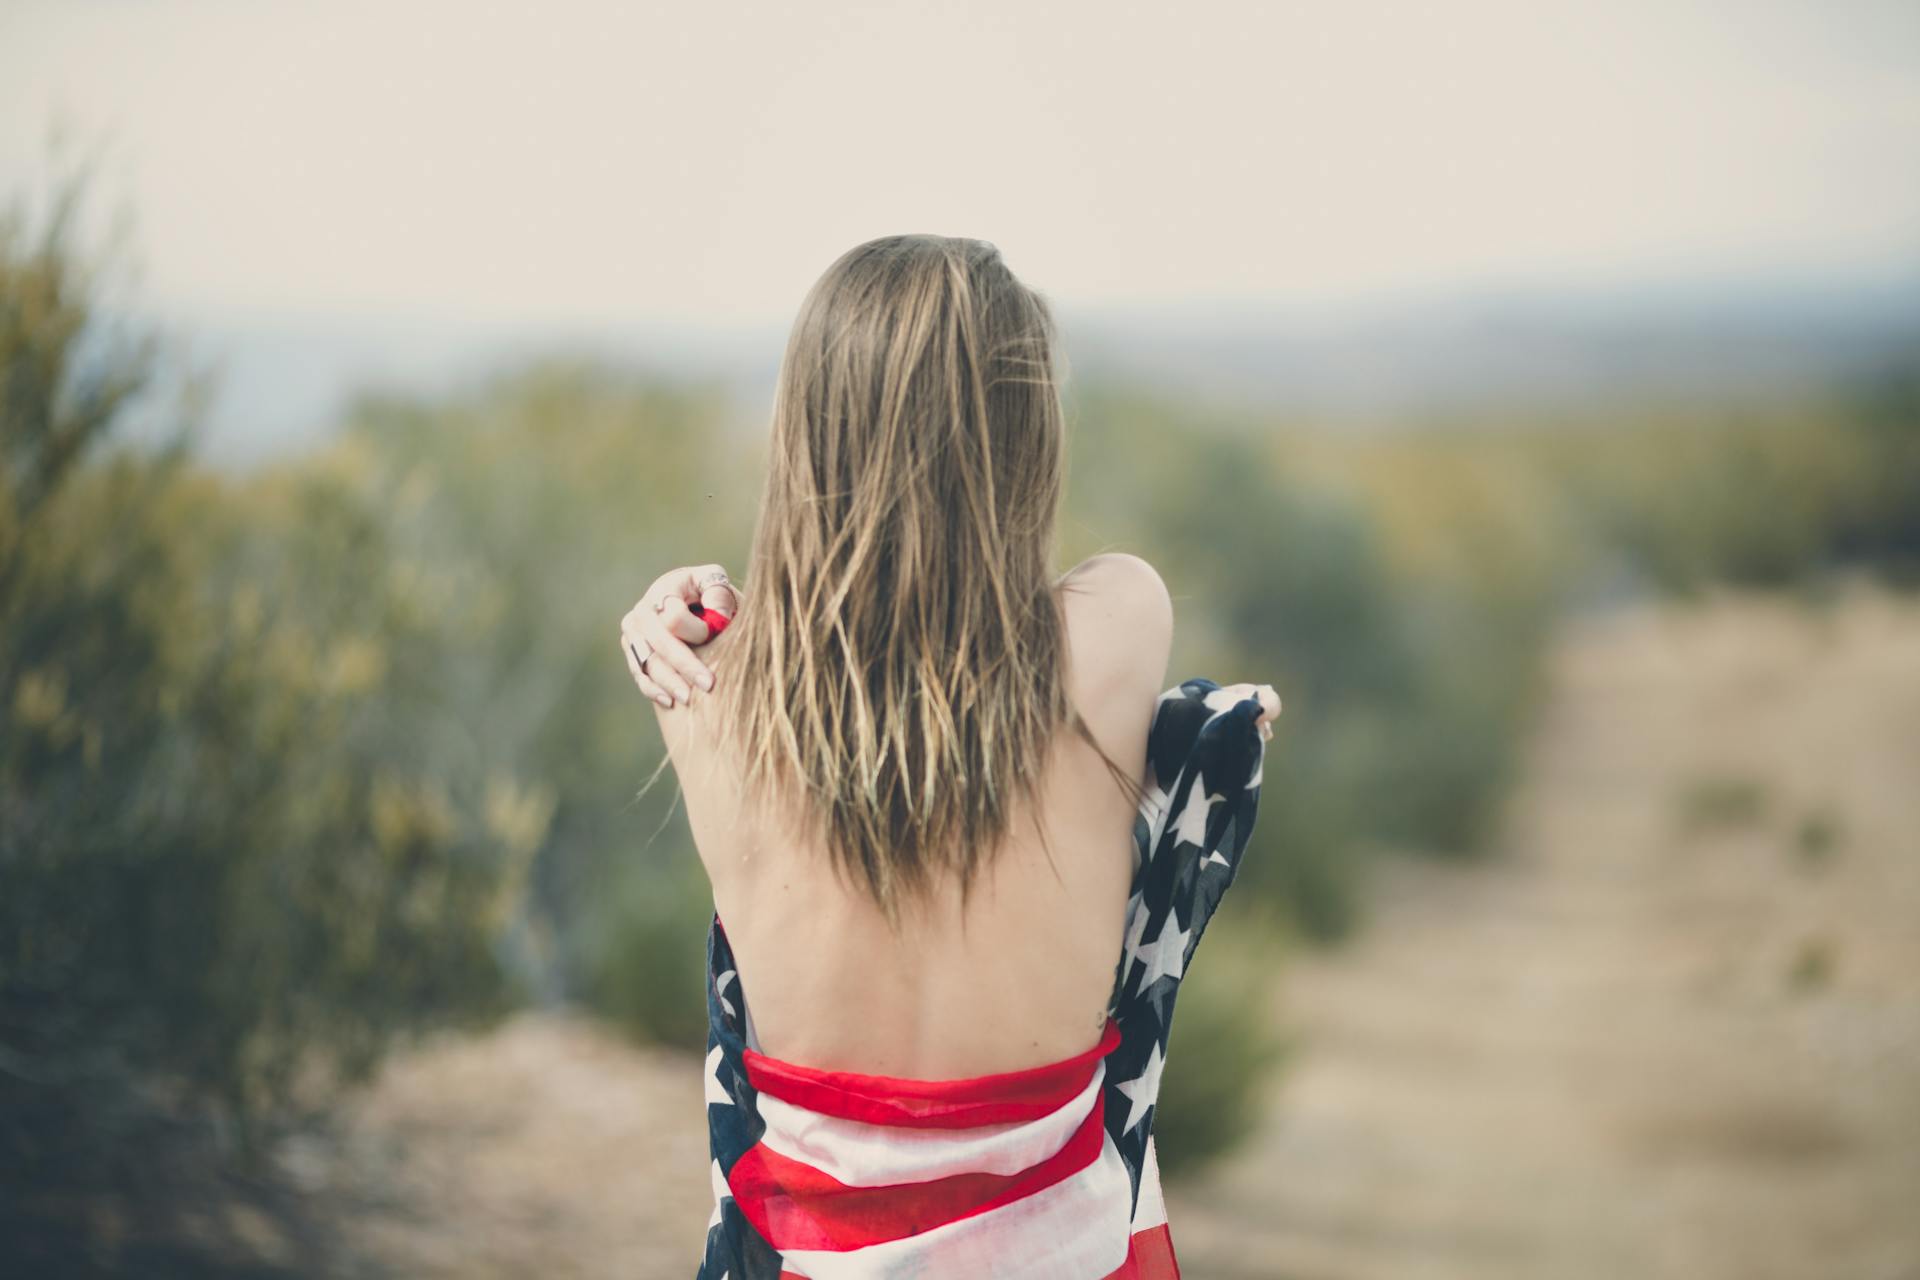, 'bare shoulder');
1060,552,1174,644
1057,552,1174,707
